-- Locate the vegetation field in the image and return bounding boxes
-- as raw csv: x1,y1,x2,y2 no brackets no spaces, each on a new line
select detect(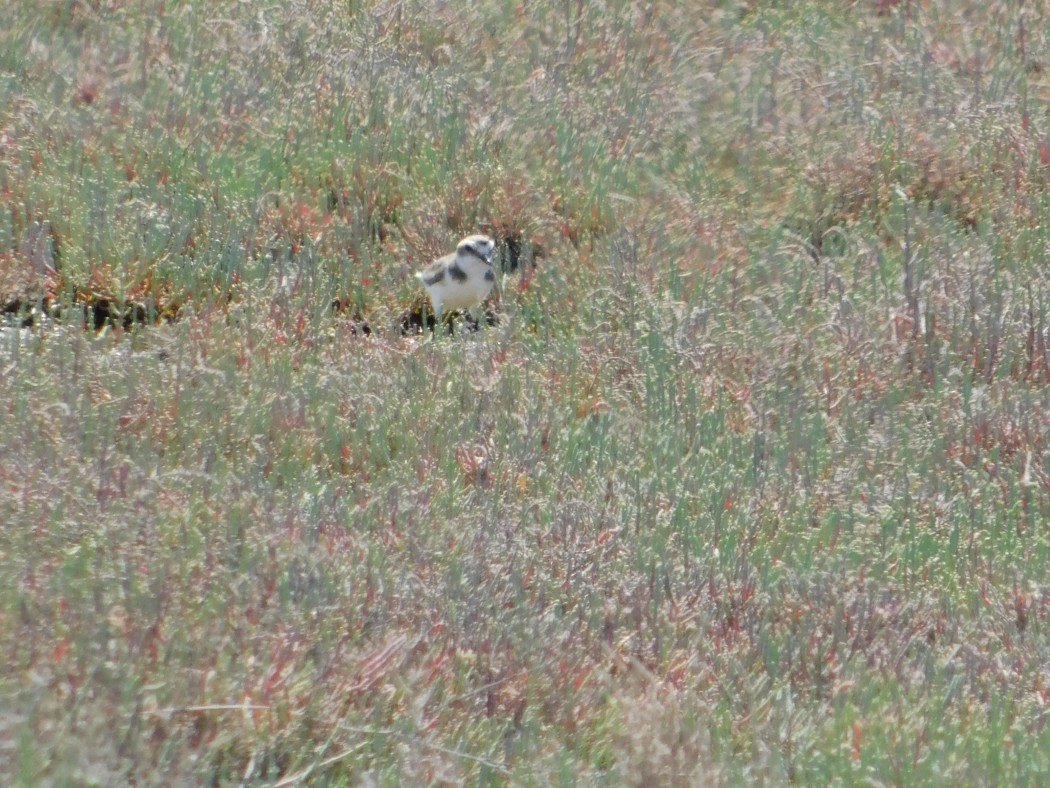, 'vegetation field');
4,0,1050,784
